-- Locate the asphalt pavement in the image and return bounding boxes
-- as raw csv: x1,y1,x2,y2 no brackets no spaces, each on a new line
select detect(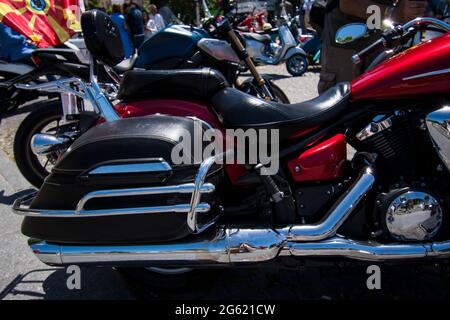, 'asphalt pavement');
2,66,450,300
